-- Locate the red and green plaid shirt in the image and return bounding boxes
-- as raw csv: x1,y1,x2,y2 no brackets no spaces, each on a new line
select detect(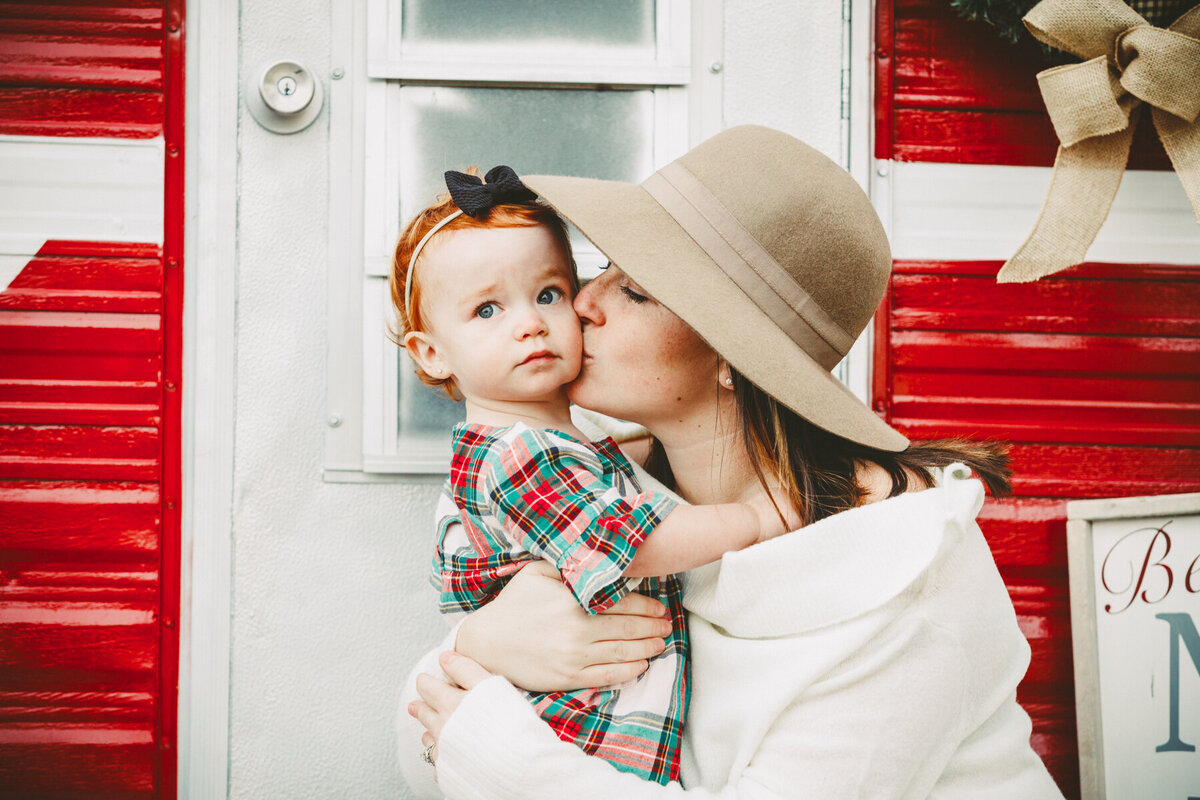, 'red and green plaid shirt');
433,421,689,784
